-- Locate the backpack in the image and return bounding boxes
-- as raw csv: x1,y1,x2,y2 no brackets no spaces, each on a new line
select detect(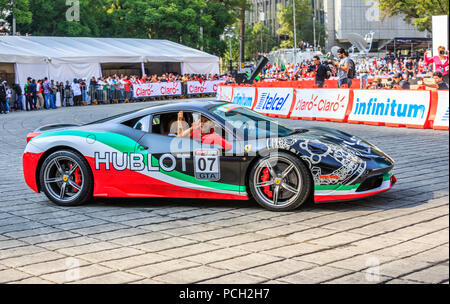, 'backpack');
0,84,6,99
325,64,332,79
347,58,356,79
